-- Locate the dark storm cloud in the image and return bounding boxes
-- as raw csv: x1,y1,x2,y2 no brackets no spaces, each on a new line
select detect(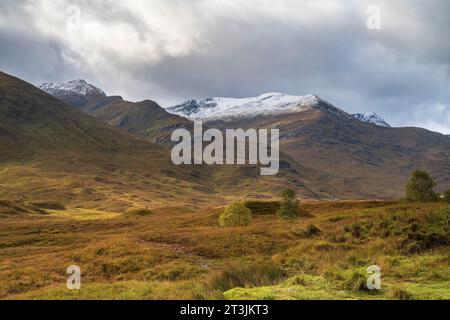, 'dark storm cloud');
0,28,72,83
0,0,449,133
